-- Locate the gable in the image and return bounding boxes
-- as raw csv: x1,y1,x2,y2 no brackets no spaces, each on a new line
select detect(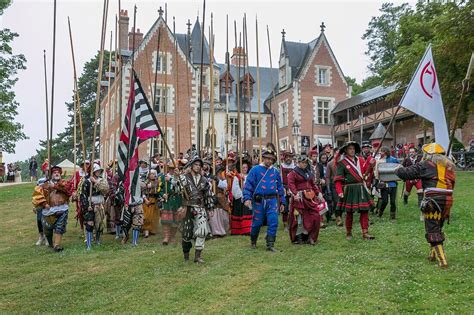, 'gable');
297,34,347,87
